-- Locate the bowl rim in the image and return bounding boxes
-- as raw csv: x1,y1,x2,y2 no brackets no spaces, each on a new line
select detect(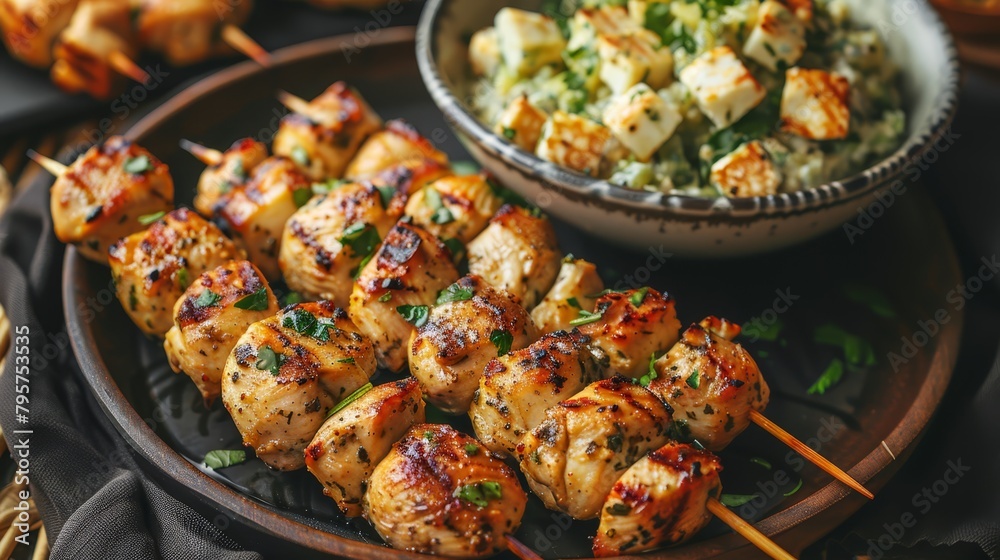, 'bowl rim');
415,0,961,218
